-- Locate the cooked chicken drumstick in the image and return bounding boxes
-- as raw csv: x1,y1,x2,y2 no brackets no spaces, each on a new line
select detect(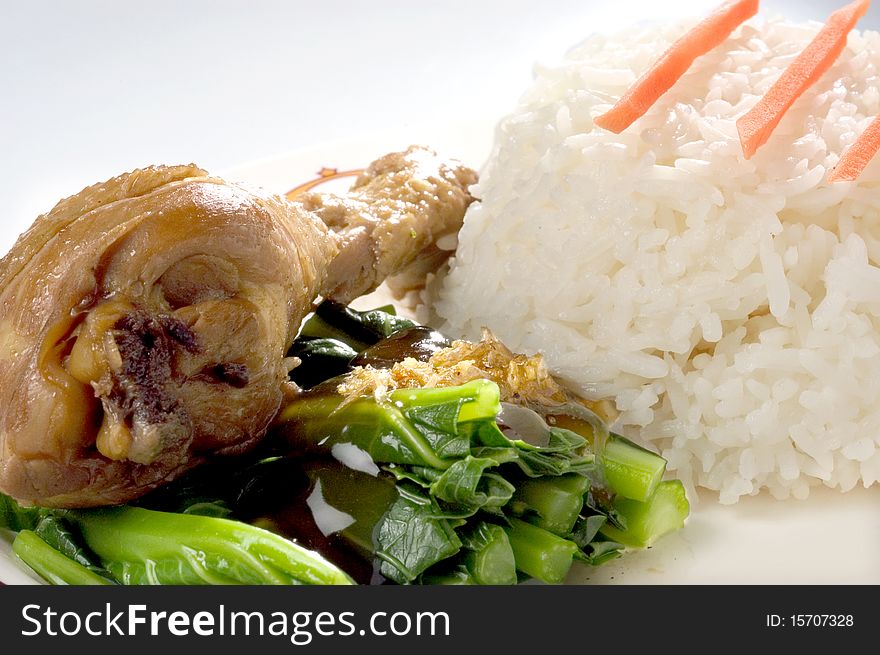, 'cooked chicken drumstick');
0,146,476,507
302,147,476,301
